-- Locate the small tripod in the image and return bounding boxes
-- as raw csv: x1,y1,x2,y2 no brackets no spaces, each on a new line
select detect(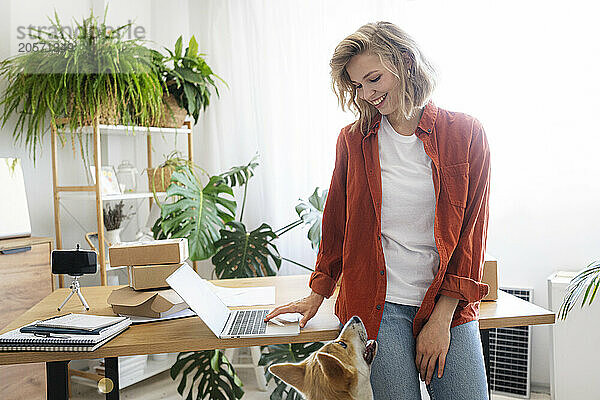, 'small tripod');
58,275,90,311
